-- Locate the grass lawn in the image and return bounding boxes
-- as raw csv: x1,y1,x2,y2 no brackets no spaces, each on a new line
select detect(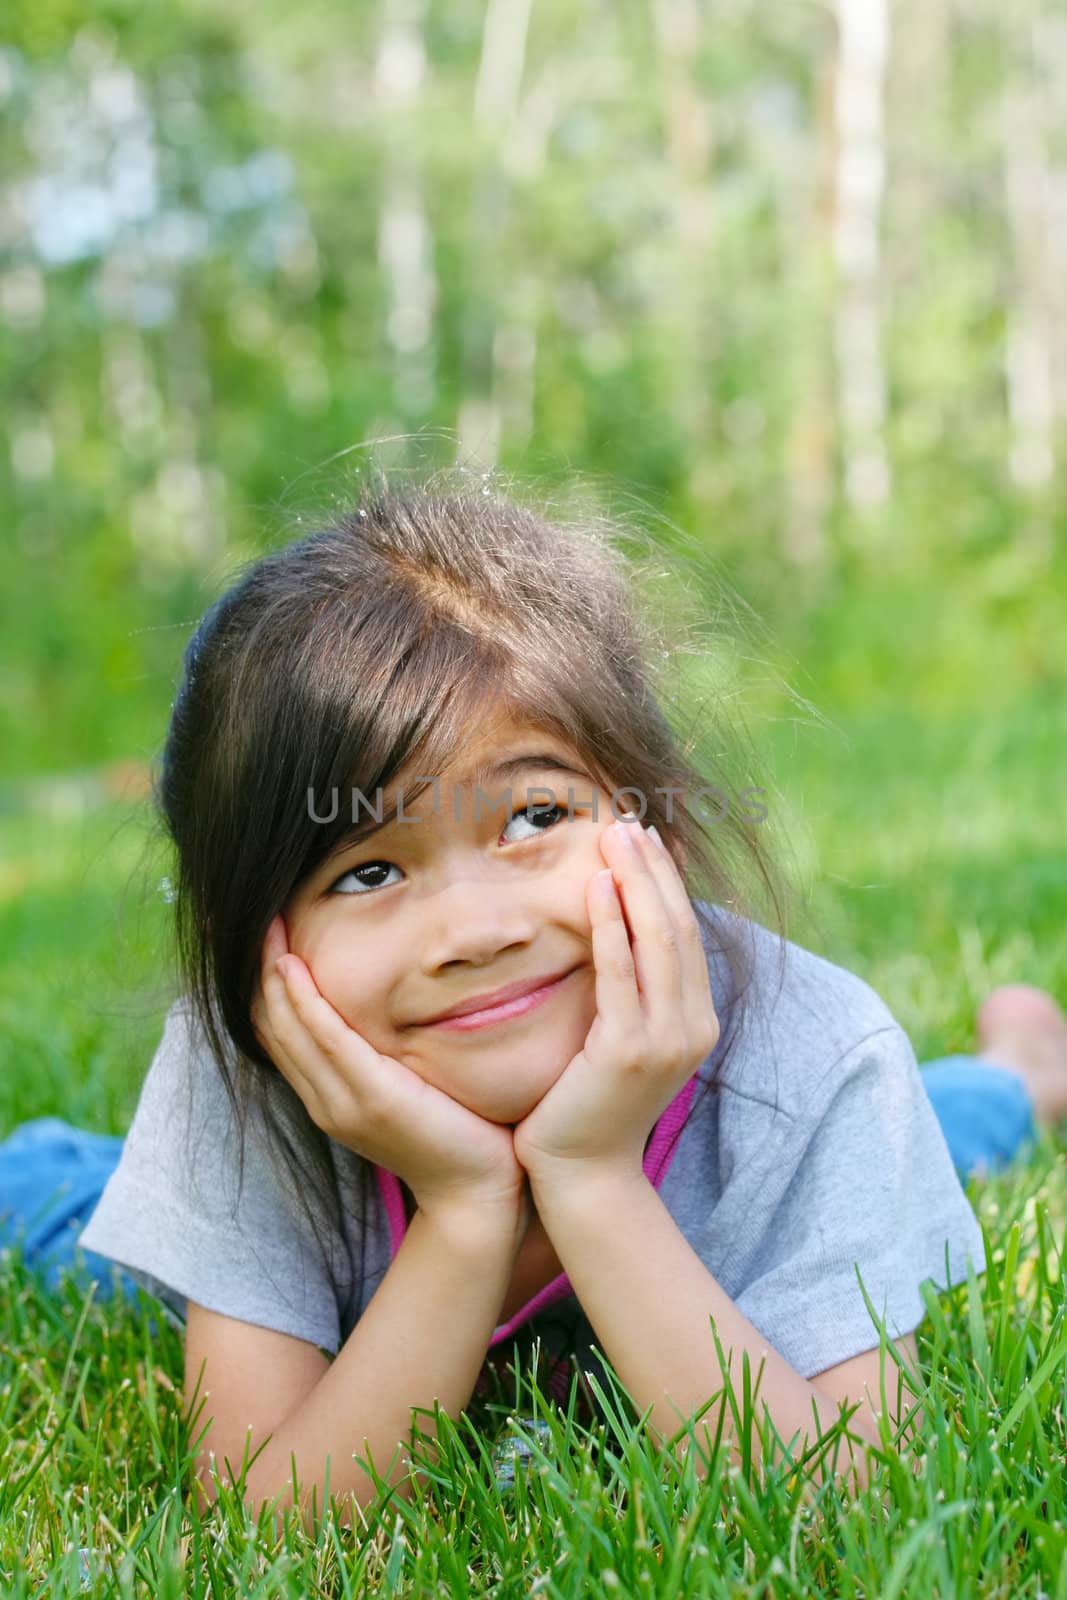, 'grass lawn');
2,566,1066,1596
